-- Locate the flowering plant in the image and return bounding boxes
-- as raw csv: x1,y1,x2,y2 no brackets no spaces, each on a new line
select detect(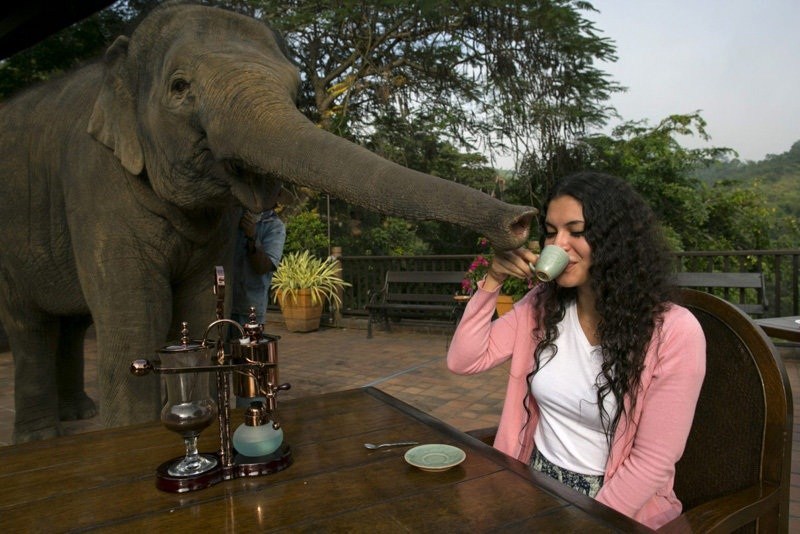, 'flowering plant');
461,237,535,300
461,247,491,296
